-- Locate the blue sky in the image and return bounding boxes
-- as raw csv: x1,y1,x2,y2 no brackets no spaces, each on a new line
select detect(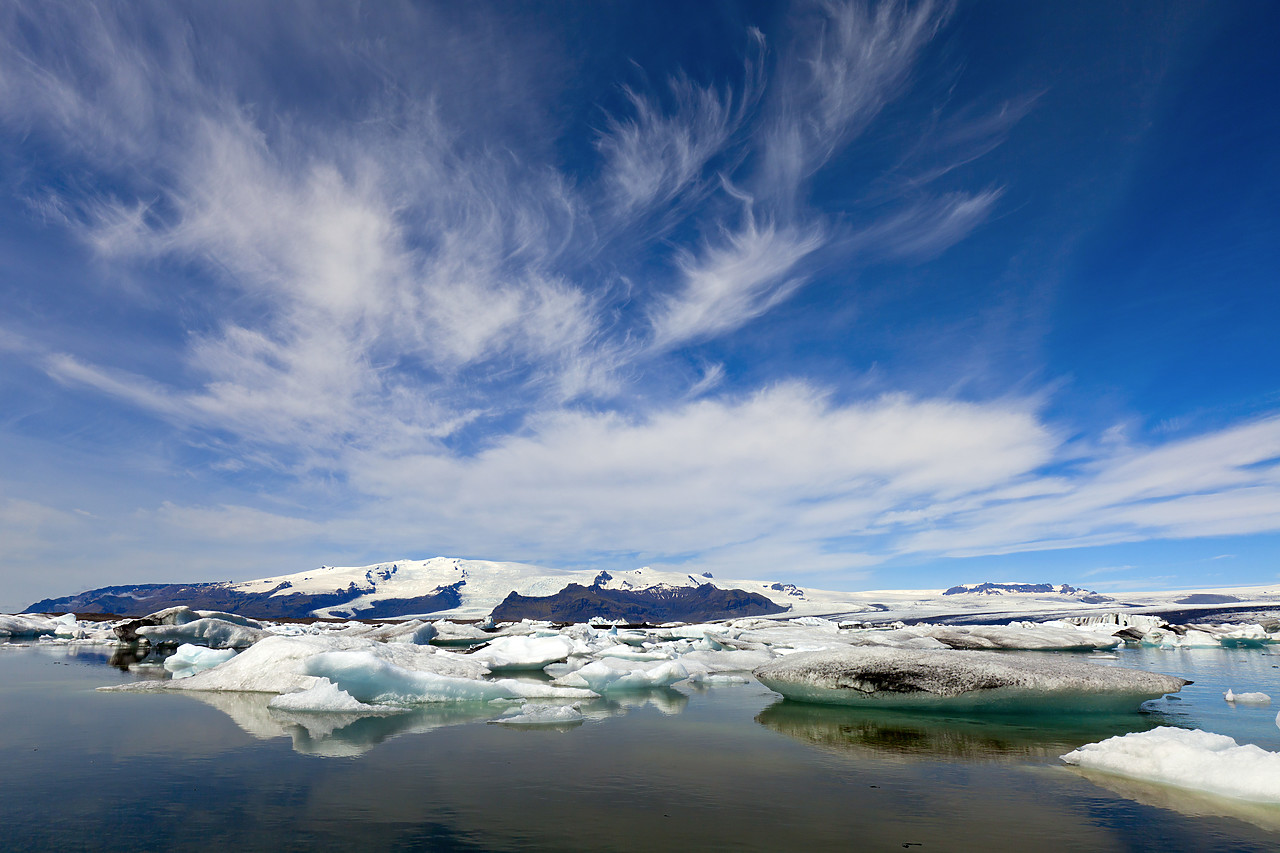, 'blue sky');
2,0,1278,610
